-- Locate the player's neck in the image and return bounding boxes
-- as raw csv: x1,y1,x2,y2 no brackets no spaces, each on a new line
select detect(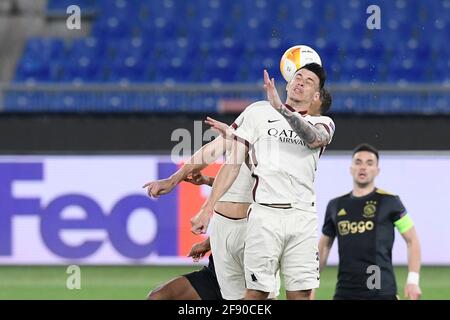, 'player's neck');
352,184,376,197
285,98,309,113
